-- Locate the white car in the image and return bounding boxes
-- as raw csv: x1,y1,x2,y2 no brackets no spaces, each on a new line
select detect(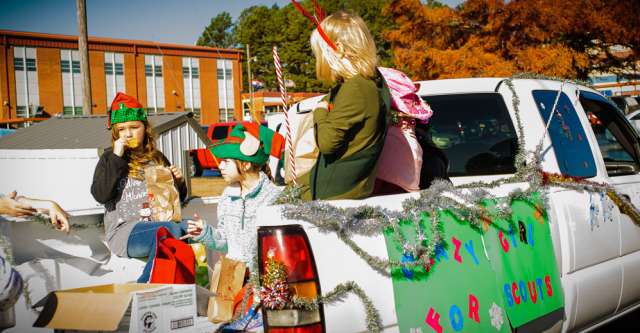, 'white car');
626,109,640,134
256,78,640,333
